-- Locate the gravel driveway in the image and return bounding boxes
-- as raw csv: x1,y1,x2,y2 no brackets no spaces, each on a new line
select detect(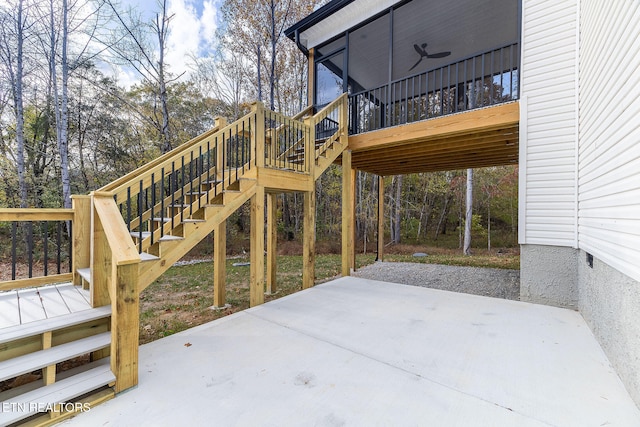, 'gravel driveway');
353,262,520,301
